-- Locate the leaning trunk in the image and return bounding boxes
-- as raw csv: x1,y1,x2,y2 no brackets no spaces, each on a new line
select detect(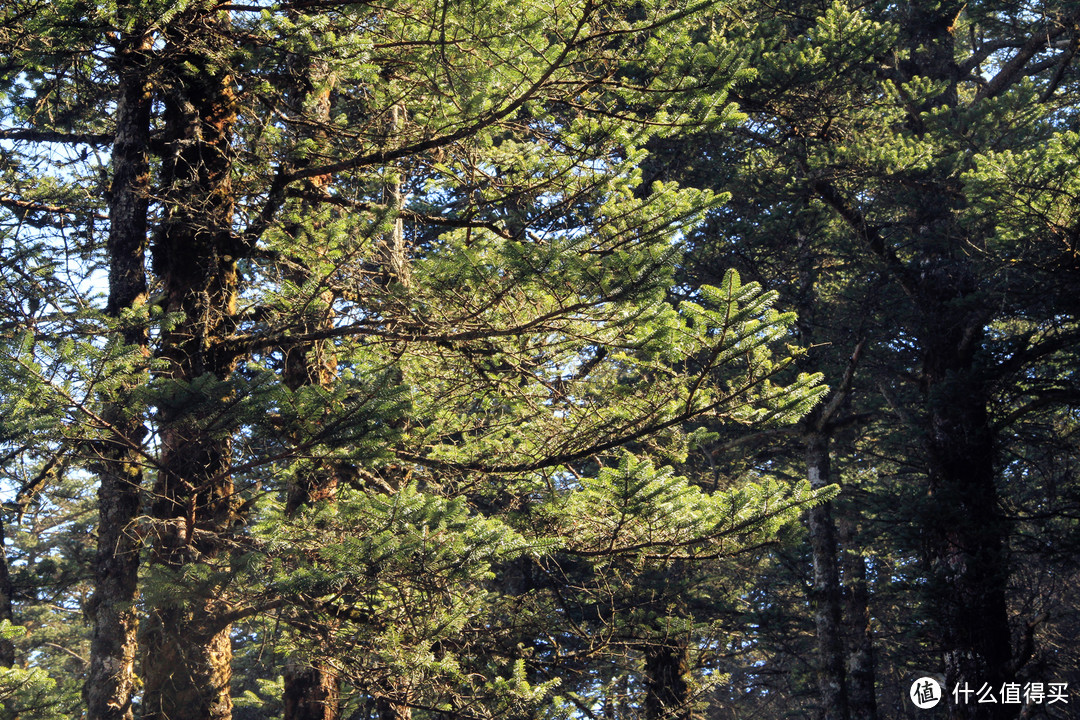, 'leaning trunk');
140,7,240,720
84,22,152,720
